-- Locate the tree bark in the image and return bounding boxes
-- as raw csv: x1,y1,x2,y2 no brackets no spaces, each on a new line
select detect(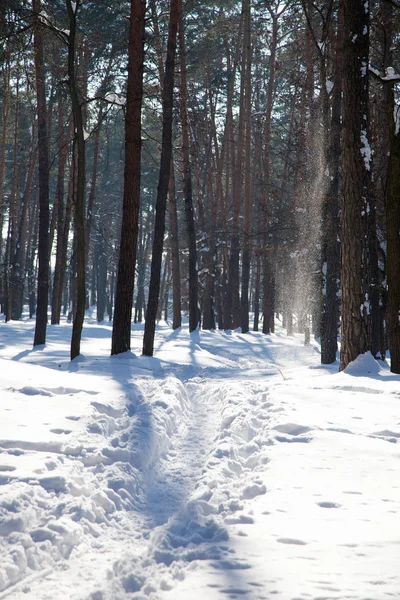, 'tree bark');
339,0,370,370
67,0,86,360
168,161,182,329
143,0,178,356
262,8,278,335
111,0,146,355
178,0,198,332
240,0,252,334
320,1,343,364
51,100,70,324
33,0,50,346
